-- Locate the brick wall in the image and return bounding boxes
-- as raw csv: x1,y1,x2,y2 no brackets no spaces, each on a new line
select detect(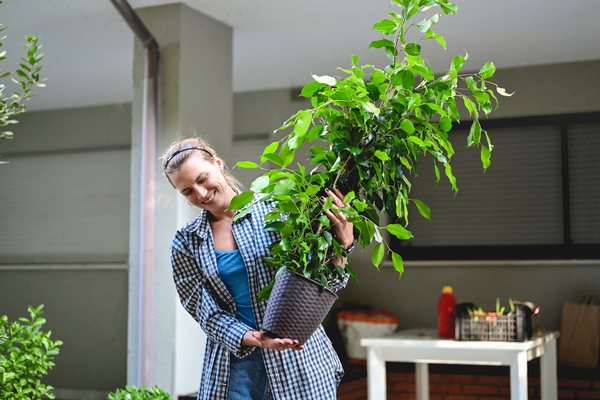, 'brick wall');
337,372,600,400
